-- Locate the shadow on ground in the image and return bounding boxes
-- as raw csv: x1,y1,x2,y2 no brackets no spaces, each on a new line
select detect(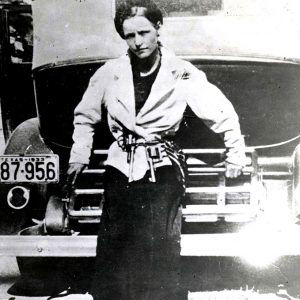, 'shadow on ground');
3,256,300,299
